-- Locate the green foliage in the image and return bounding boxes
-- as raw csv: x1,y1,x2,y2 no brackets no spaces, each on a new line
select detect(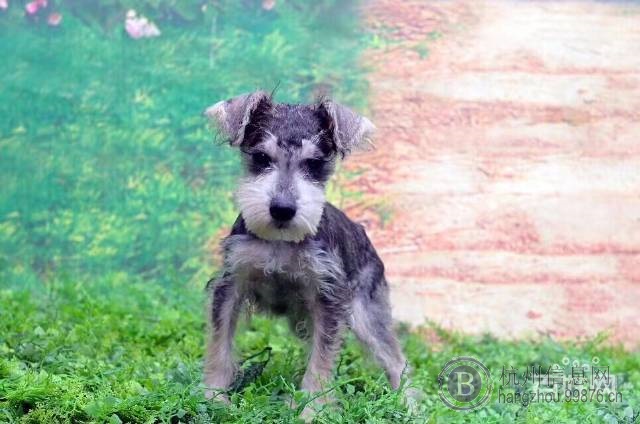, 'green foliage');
1,280,638,423
0,0,369,288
